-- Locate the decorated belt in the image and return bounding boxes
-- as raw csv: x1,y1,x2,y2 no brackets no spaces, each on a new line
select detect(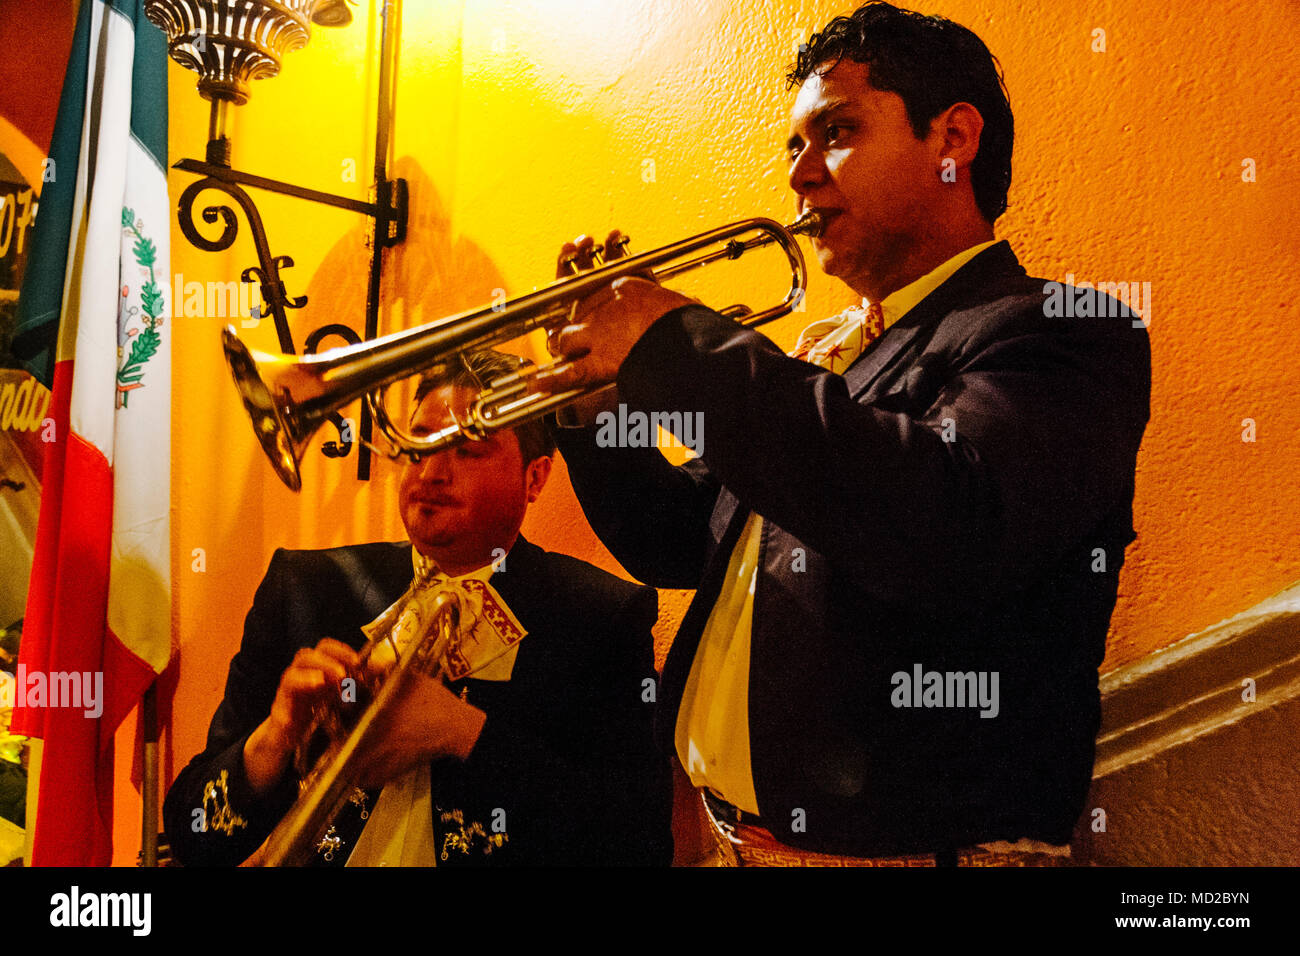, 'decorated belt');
700,790,1069,868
